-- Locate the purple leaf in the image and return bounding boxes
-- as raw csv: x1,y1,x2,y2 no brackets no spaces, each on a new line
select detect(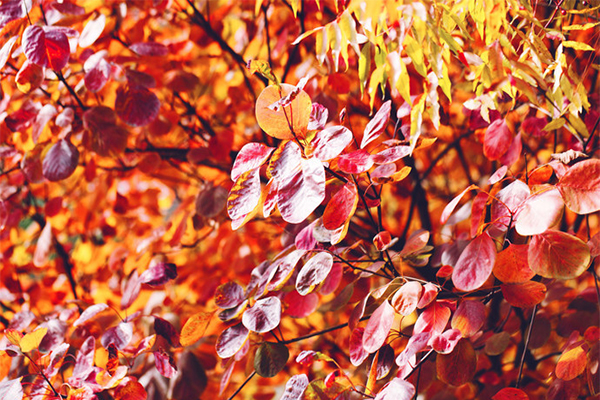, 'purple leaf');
215,281,245,309
154,317,181,348
73,303,109,327
42,139,79,182
101,322,133,350
154,349,177,378
216,323,249,358
115,87,160,127
280,374,309,400
195,183,228,218
140,262,177,286
22,25,70,70
295,252,333,295
32,104,57,143
0,0,25,29
71,336,95,381
84,51,111,92
130,41,169,57
308,103,328,131
242,296,281,333
277,157,325,224
121,270,141,309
